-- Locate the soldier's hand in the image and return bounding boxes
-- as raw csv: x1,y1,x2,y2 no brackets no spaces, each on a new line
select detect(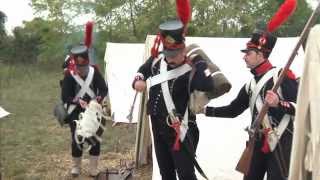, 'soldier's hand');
134,80,146,92
79,99,88,108
265,90,279,107
96,96,102,103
